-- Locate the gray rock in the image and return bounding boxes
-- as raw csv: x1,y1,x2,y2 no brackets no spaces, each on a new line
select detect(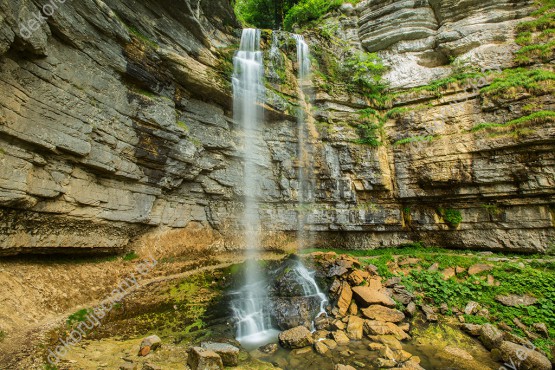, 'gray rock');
187,347,223,370
201,342,239,367
498,341,552,370
479,324,504,350
496,294,538,307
